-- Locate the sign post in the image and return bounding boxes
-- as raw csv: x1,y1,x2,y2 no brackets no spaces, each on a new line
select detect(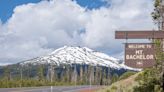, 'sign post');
115,31,164,68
